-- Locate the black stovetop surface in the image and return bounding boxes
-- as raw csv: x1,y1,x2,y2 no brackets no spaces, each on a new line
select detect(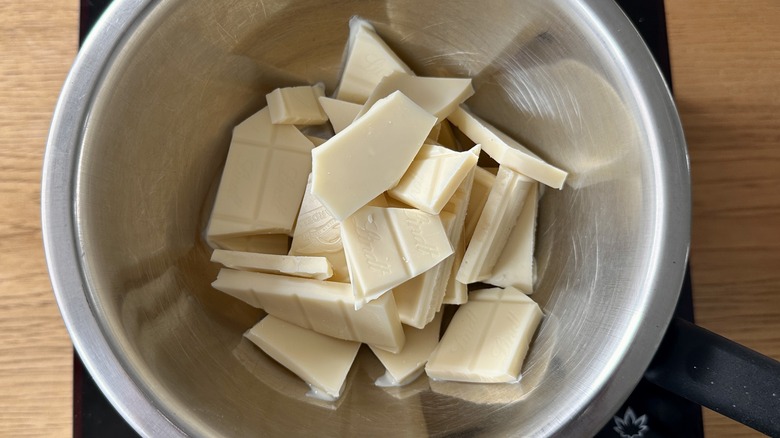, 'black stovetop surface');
74,1,701,436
